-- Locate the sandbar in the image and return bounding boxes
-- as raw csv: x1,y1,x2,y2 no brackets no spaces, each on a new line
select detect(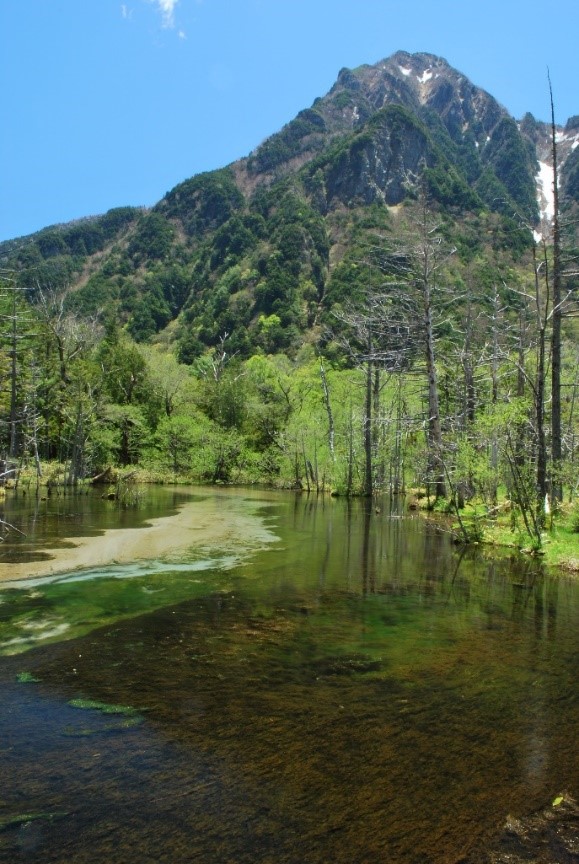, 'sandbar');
0,492,279,585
